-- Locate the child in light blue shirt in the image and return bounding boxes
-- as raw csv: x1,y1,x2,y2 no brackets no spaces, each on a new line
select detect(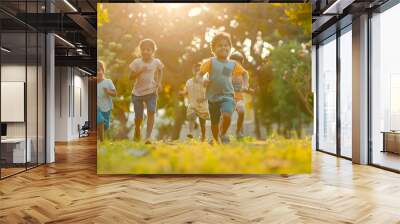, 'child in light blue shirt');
97,60,116,141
